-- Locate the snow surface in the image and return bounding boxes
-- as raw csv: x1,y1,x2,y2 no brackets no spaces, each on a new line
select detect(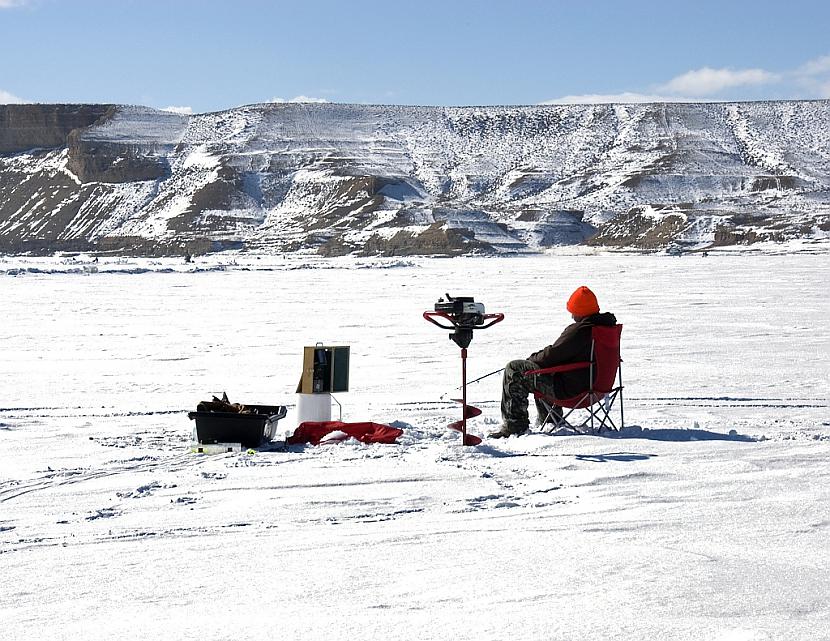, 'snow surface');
1,251,829,641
